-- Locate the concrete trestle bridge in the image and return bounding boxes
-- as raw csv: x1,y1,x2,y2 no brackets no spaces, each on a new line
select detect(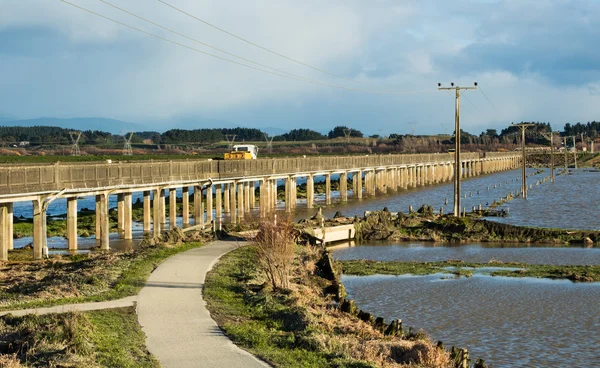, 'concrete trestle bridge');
0,152,520,260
